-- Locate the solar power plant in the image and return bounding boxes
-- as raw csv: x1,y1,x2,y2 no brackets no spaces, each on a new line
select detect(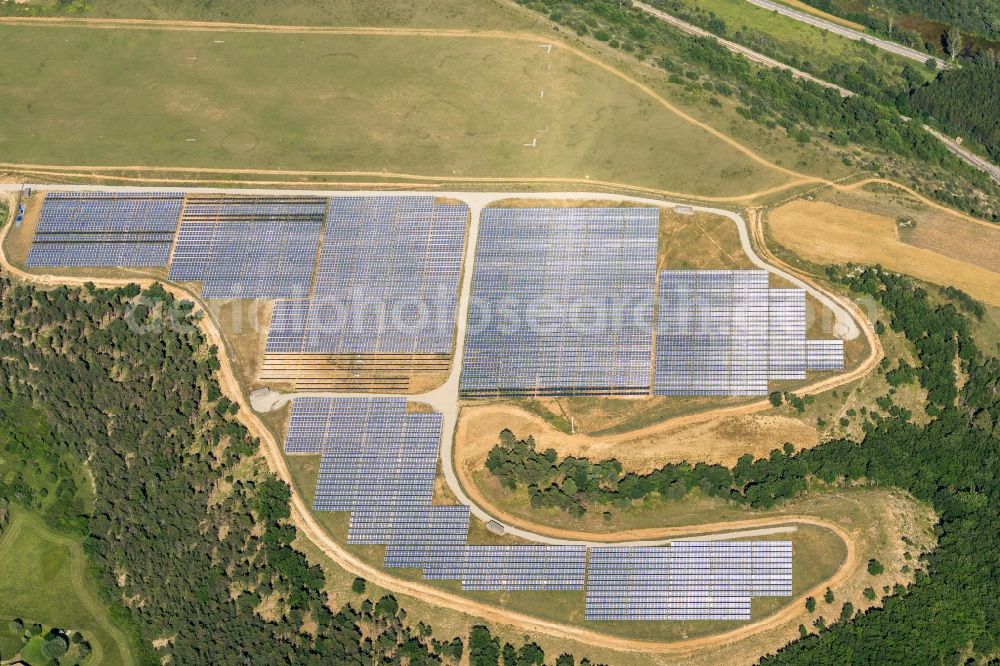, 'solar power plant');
654,270,844,396
586,541,793,621
26,192,183,267
426,545,587,591
460,207,659,398
168,195,326,299
265,196,468,355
